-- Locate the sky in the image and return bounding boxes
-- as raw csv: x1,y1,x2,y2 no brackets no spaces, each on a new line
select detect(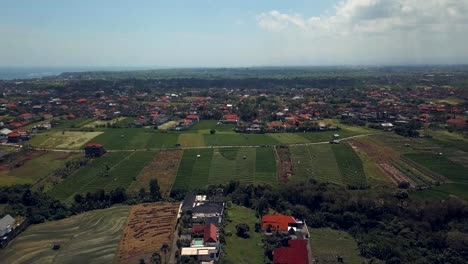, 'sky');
1,0,468,67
